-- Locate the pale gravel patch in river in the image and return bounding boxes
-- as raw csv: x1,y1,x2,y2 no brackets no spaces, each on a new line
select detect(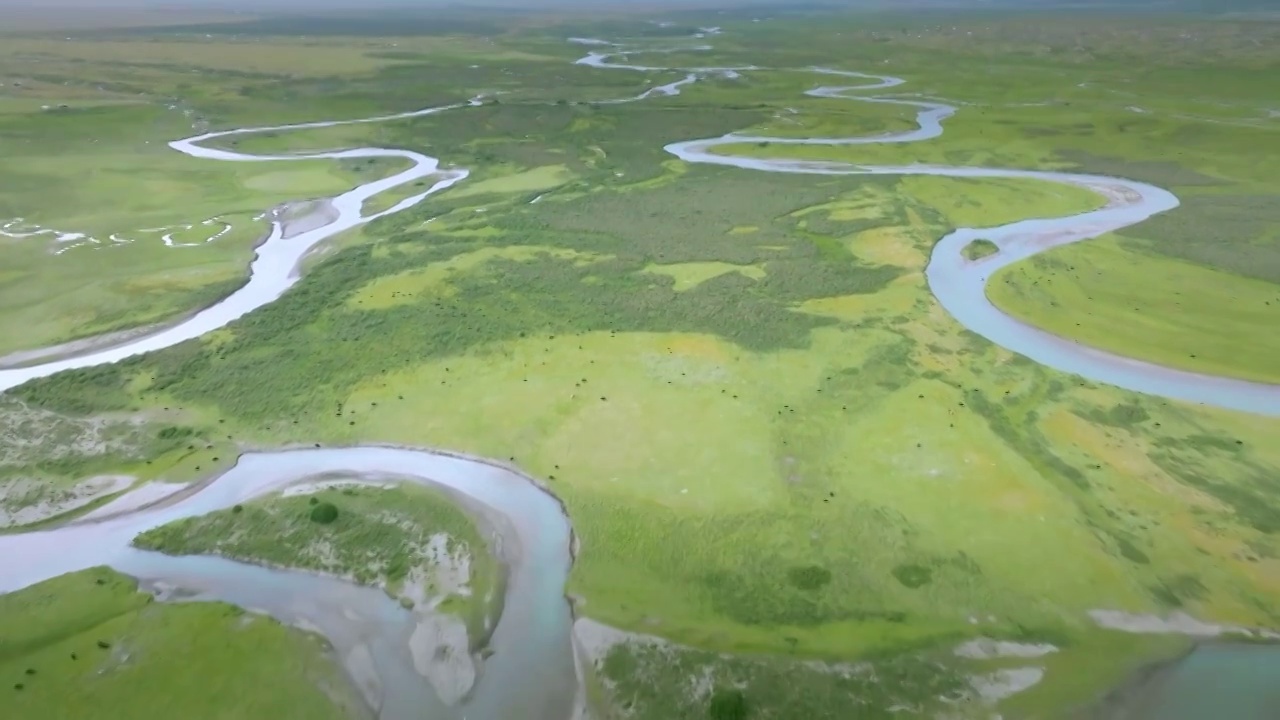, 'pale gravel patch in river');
0,474,134,528
410,612,476,705
344,643,385,714
80,482,188,521
280,199,340,239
